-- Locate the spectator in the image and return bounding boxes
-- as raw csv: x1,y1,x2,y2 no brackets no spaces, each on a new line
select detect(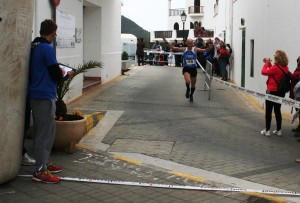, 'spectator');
173,39,182,67
290,56,300,134
21,98,36,166
261,50,290,137
162,42,170,66
136,37,145,66
28,19,74,183
212,37,221,76
203,41,214,64
195,35,206,69
218,44,230,81
152,40,162,65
